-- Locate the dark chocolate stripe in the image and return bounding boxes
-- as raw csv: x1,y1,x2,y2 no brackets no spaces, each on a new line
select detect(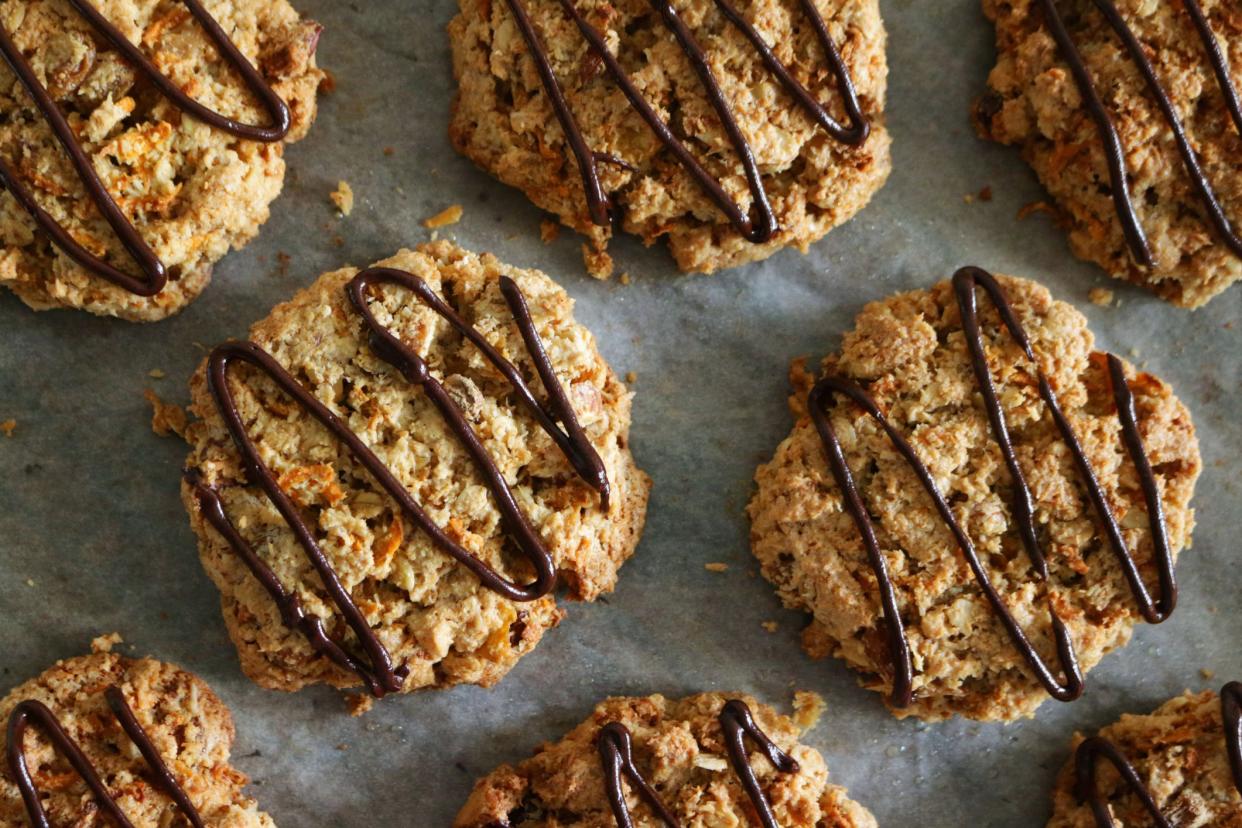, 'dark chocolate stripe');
504,0,869,239
1038,0,1242,266
808,266,1174,707
1224,681,1242,794
719,700,800,828
190,271,607,696
0,0,292,296
1075,682,1242,826
6,686,204,828
1075,736,1171,828
598,723,682,828
598,700,797,828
